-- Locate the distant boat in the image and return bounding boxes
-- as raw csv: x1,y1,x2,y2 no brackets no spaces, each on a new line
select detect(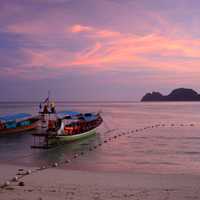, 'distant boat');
0,113,39,135
32,110,103,148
